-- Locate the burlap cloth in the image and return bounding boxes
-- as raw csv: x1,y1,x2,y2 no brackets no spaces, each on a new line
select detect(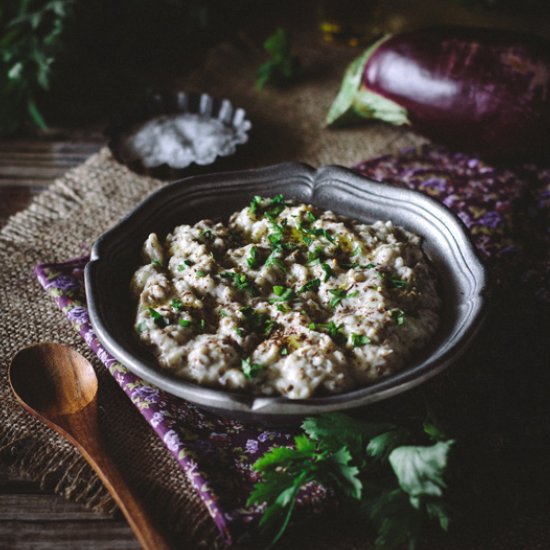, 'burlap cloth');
1,30,549,549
